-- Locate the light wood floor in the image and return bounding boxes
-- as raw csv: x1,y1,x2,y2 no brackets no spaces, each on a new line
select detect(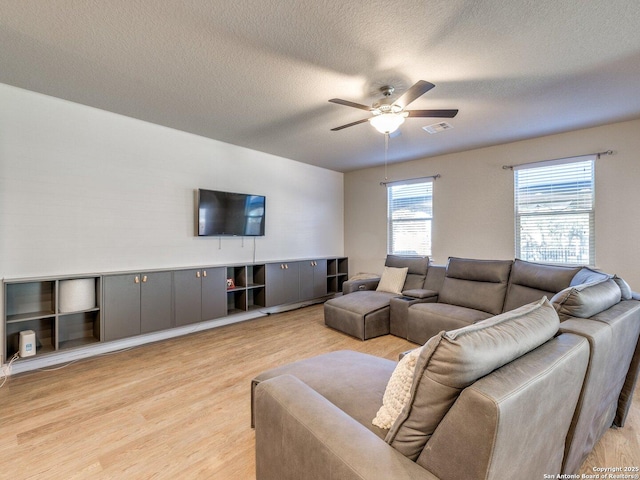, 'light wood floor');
1,304,638,479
